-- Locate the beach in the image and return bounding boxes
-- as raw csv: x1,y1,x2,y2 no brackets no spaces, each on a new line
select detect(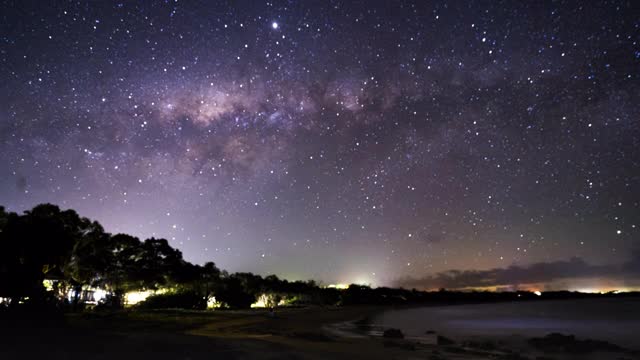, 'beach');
2,305,638,360
1,306,407,360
